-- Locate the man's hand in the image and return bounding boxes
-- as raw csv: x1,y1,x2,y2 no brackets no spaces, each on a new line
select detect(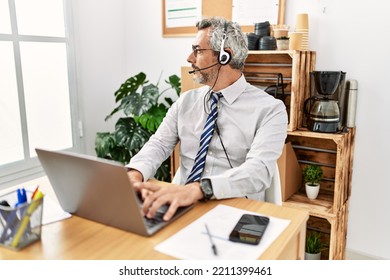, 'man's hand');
127,169,150,199
127,169,143,184
132,180,203,221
